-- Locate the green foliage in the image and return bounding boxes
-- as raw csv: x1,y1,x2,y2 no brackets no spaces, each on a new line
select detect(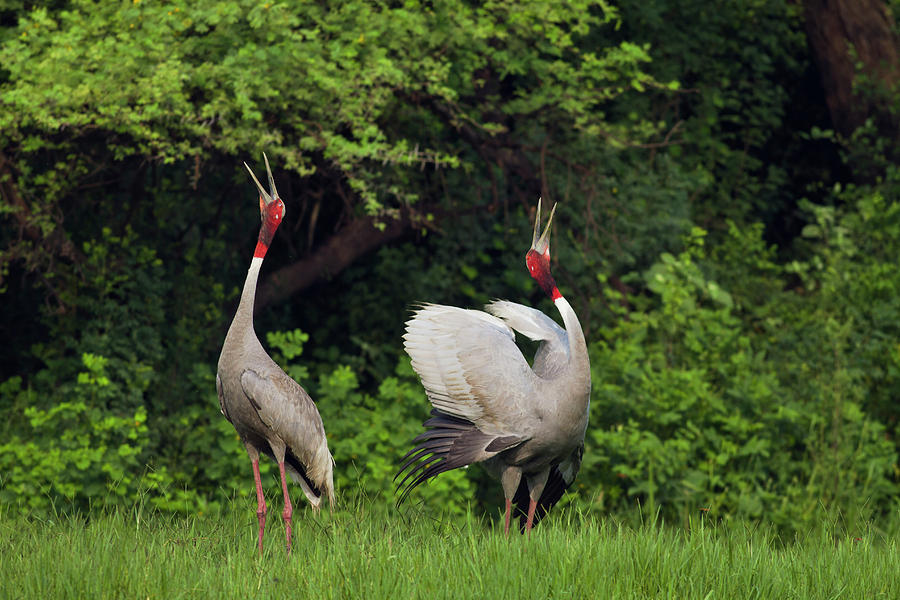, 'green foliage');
0,228,213,515
314,359,475,512
584,221,898,531
1,0,899,538
267,328,310,382
0,353,151,512
617,0,810,227
0,0,658,211
150,360,250,512
56,227,167,411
